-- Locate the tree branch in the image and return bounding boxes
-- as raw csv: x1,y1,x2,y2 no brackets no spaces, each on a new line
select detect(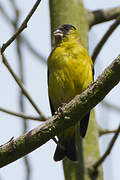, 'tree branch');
0,54,120,167
0,4,15,26
0,53,45,118
0,5,46,64
99,128,118,136
92,124,120,171
92,15,120,63
0,107,45,121
87,6,120,27
10,0,31,177
22,36,46,64
1,0,42,54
